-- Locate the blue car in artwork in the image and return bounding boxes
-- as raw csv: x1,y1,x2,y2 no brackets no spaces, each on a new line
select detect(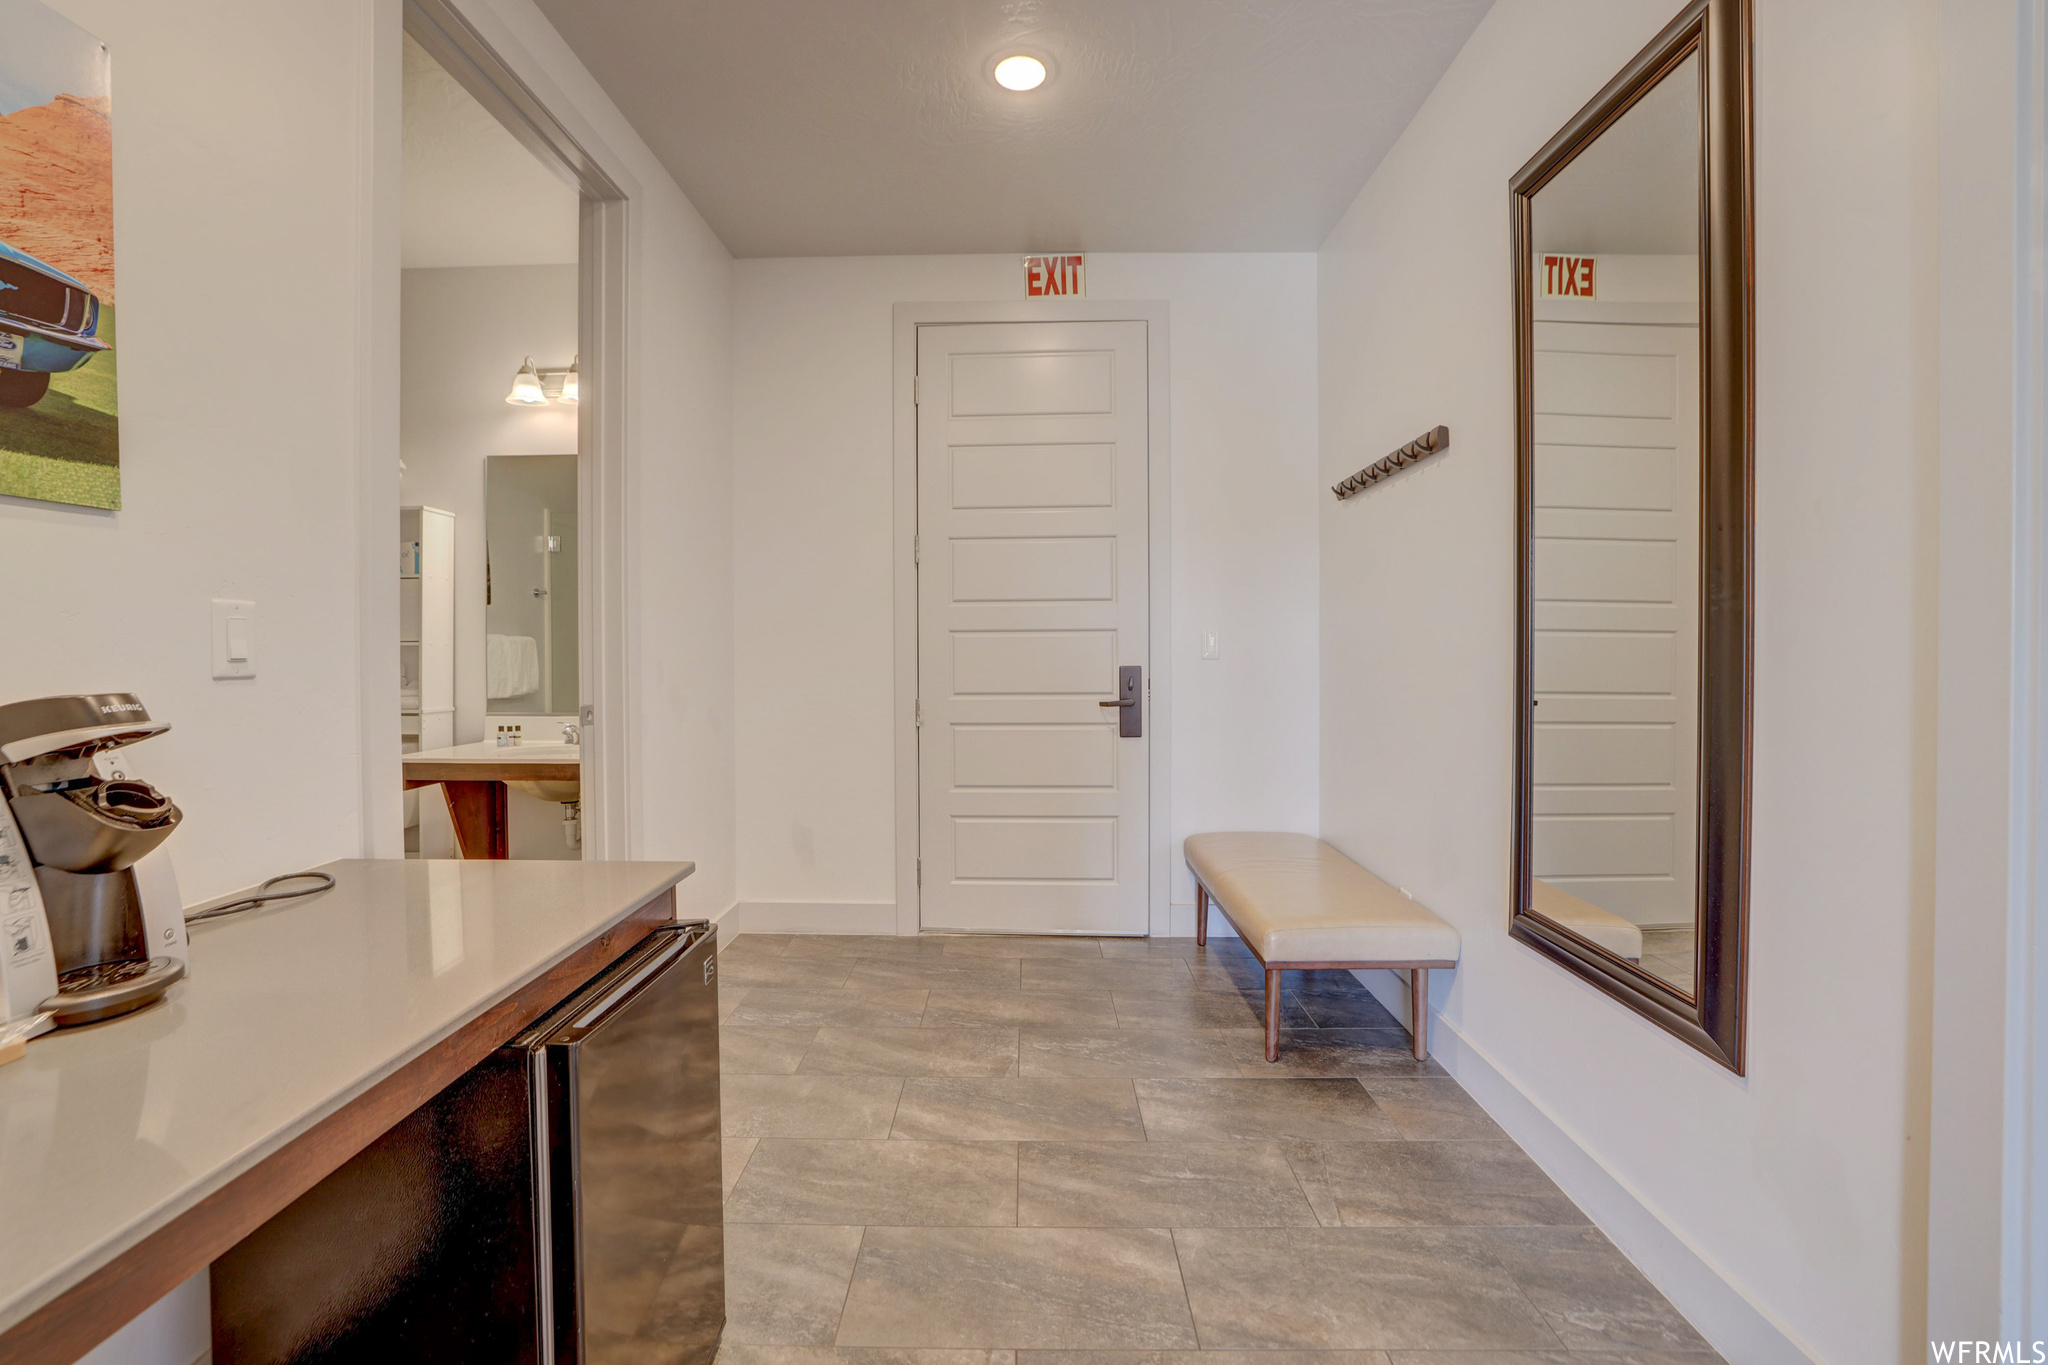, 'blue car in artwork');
0,239,107,407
